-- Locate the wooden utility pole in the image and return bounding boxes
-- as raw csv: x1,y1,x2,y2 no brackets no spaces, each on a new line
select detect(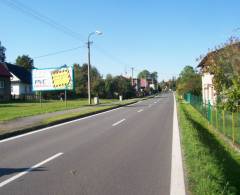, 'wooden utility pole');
131,67,134,85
